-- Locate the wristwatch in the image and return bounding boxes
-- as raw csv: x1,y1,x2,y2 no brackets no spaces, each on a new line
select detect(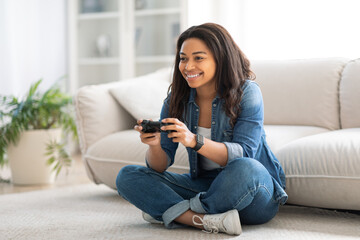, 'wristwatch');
192,134,204,151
